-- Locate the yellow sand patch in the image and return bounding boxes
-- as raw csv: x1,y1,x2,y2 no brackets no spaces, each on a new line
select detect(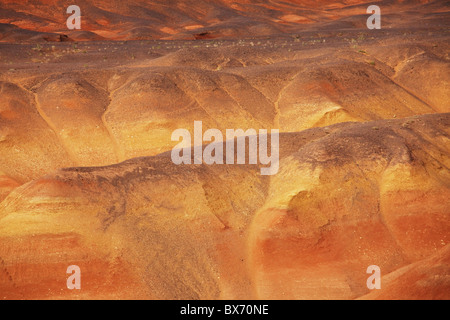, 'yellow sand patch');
160,27,177,35
281,14,312,24
184,24,204,30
